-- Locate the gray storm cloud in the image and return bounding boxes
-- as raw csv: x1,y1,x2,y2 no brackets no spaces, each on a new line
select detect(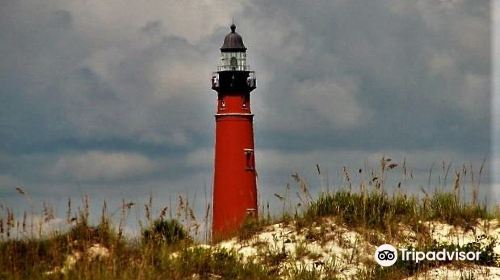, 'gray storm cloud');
0,0,493,210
